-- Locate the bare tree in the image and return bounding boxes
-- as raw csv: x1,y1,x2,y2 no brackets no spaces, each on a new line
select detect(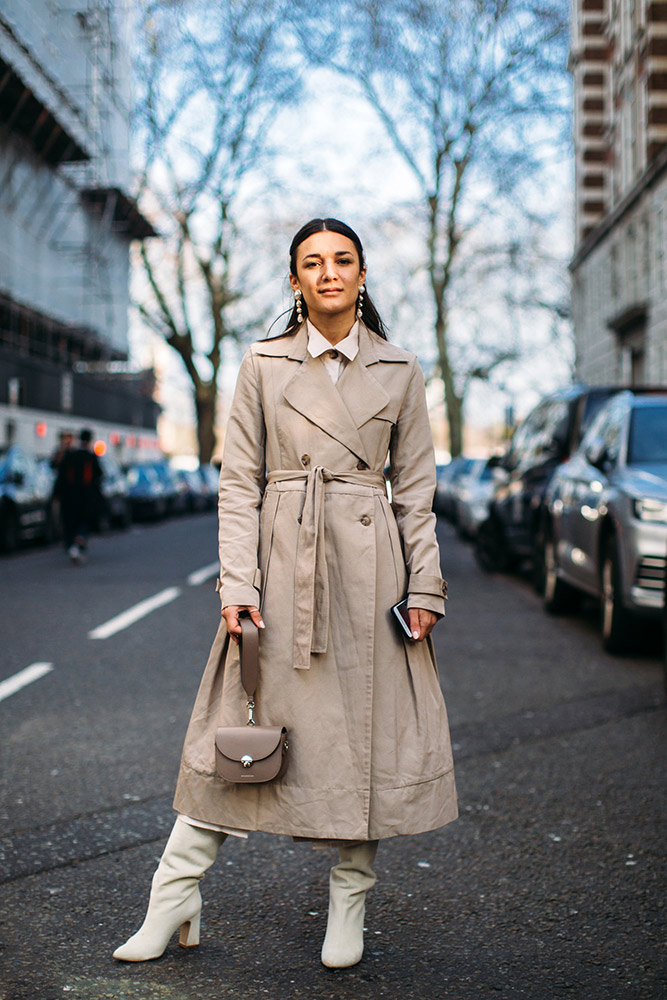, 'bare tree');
292,0,571,455
133,0,300,461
